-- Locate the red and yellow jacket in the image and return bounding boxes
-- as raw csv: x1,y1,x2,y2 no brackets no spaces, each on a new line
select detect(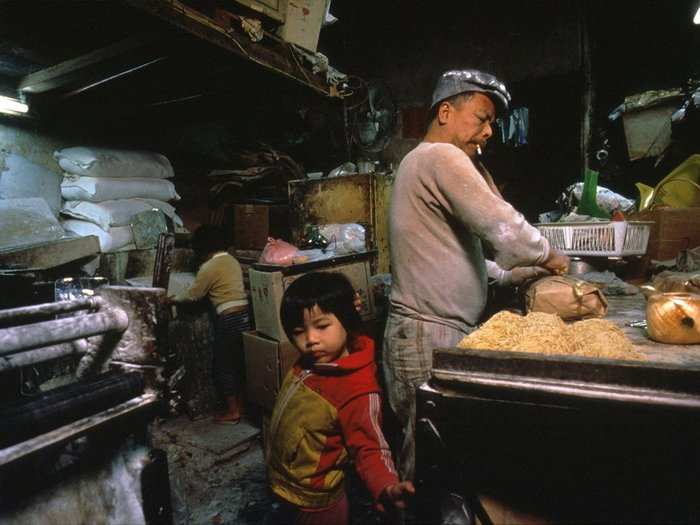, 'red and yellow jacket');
267,335,399,508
